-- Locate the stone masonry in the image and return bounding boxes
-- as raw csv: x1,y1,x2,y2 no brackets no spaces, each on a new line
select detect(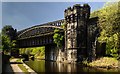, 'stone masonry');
64,4,90,63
